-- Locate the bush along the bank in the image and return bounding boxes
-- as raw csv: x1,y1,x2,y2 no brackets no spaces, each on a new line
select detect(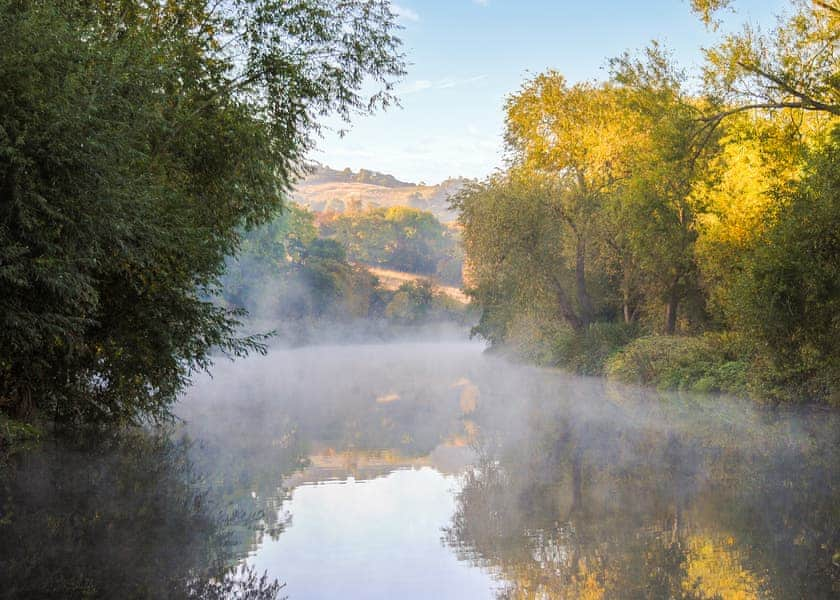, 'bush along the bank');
604,334,750,396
